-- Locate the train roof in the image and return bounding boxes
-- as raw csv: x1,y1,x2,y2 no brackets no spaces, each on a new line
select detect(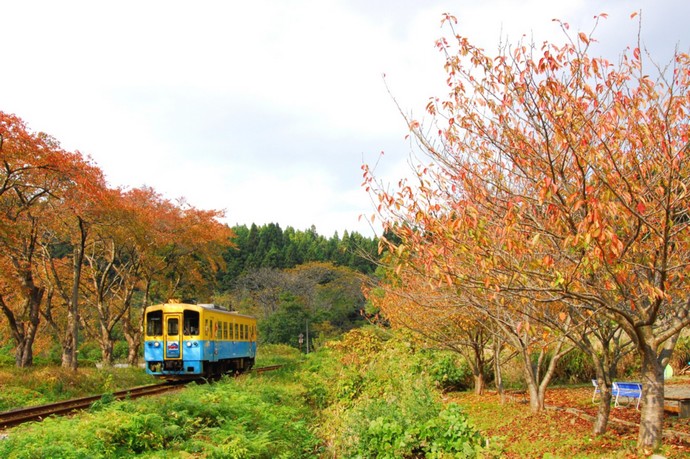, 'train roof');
145,302,255,319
